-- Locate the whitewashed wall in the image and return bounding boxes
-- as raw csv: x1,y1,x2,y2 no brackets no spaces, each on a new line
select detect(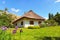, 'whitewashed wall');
16,20,25,27
15,18,40,28
24,19,39,27
24,20,30,27
34,21,39,26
